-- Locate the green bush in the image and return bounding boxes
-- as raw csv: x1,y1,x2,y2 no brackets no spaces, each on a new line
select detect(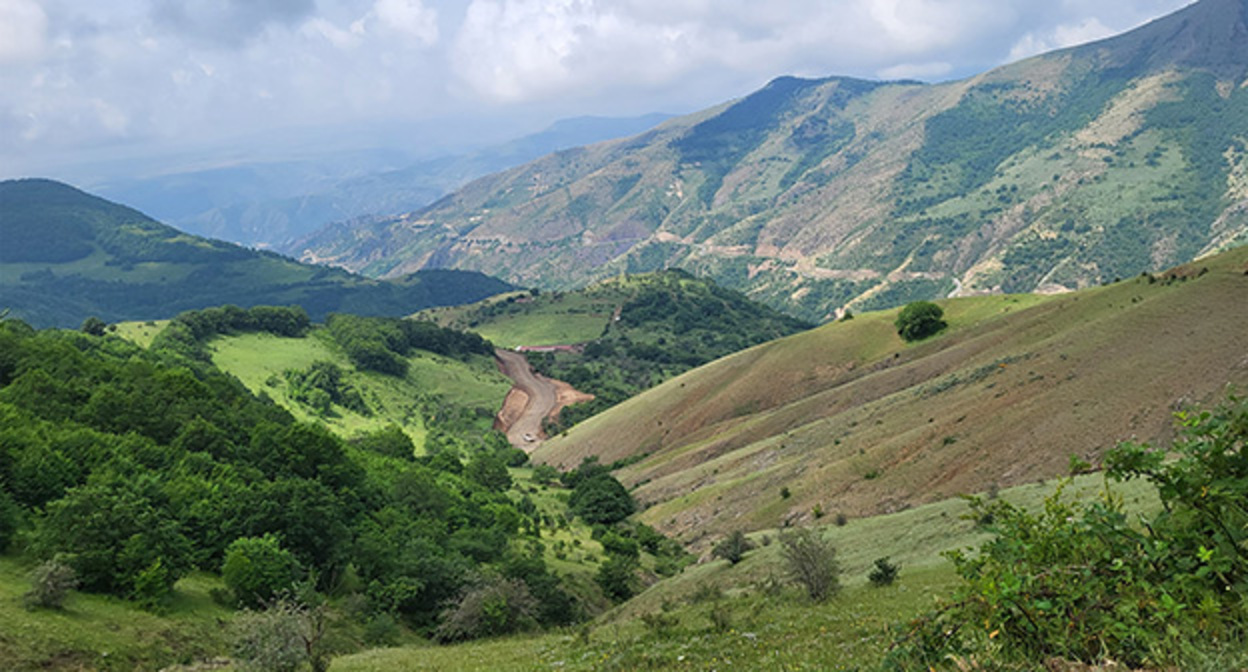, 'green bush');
223,535,304,609
868,556,900,586
711,530,754,565
894,301,947,342
434,577,538,643
887,395,1248,669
